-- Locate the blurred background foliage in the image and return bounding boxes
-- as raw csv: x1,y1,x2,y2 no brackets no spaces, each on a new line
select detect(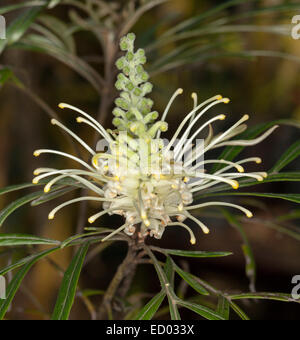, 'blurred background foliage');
0,0,300,319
